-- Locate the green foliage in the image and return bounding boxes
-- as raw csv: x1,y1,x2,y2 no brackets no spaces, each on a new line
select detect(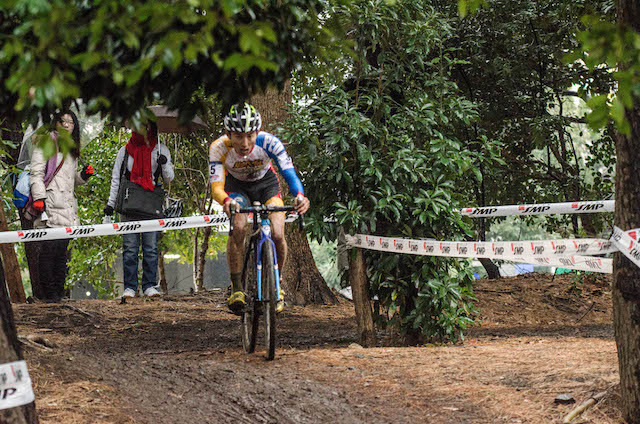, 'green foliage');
310,239,340,290
457,0,487,18
570,15,640,135
442,0,617,238
0,0,349,129
282,0,497,342
67,126,123,295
